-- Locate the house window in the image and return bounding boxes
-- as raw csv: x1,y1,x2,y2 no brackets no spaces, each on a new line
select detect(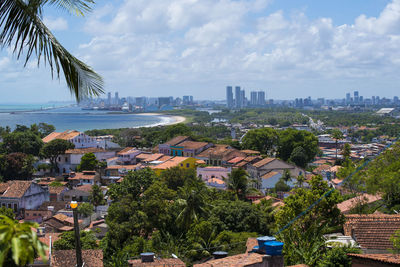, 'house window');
65,157,68,162
33,213,37,216
186,163,190,168
8,204,11,209
180,164,183,167
13,204,17,211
